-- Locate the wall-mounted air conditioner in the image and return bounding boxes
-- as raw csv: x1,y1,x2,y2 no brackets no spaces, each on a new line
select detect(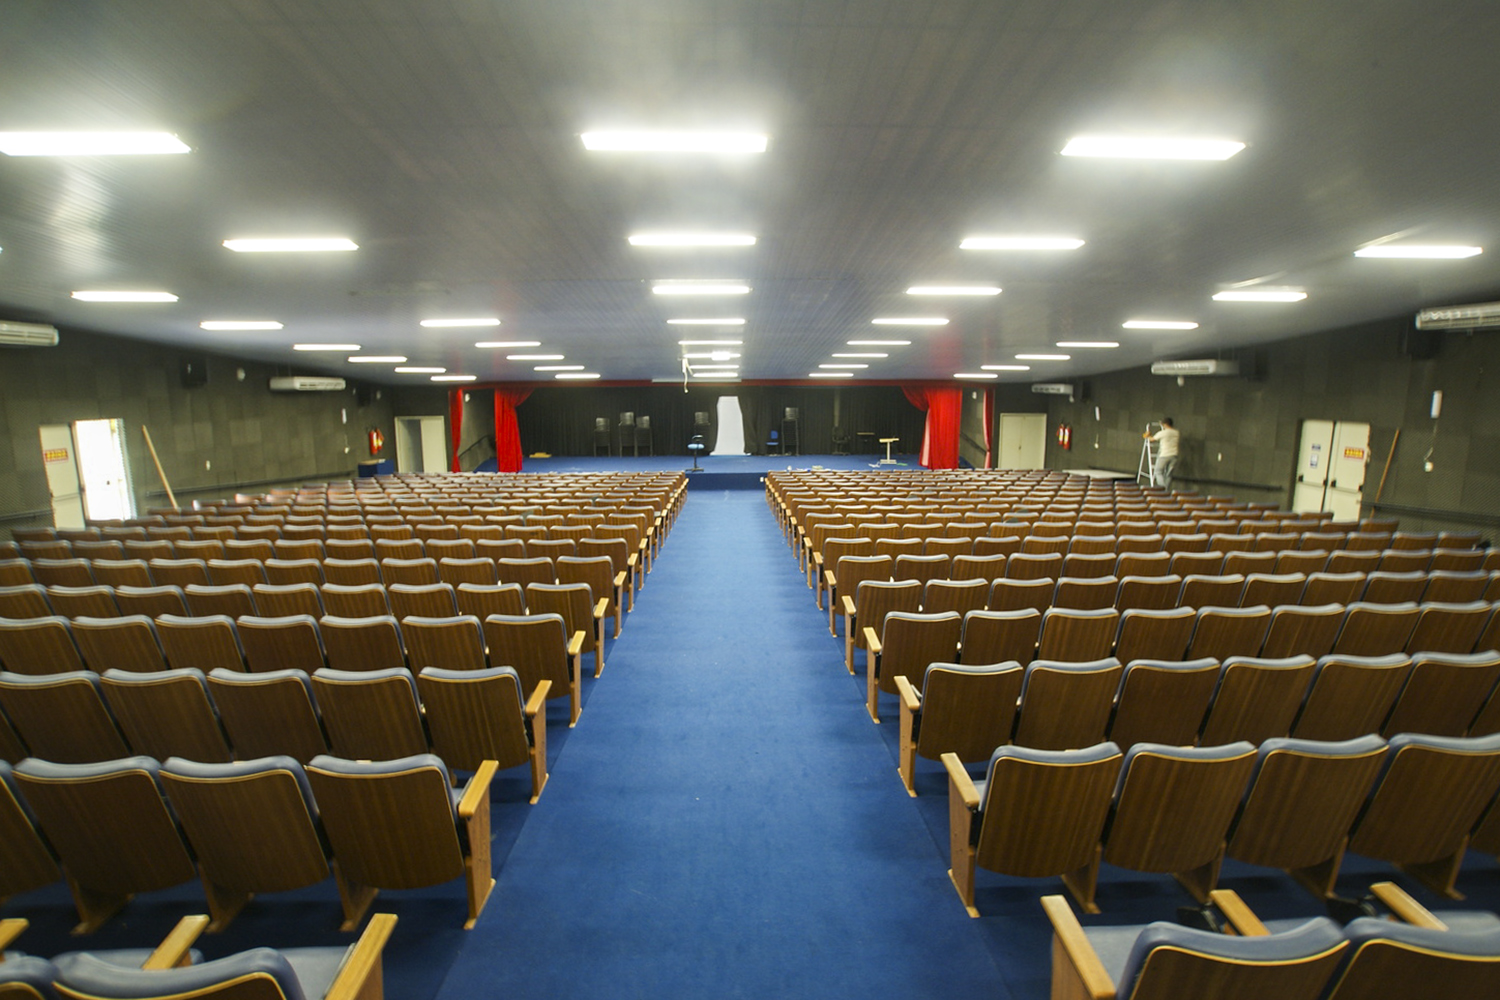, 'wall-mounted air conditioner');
269,376,347,391
1030,383,1076,396
1415,301,1500,330
0,321,60,347
1150,359,1239,376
